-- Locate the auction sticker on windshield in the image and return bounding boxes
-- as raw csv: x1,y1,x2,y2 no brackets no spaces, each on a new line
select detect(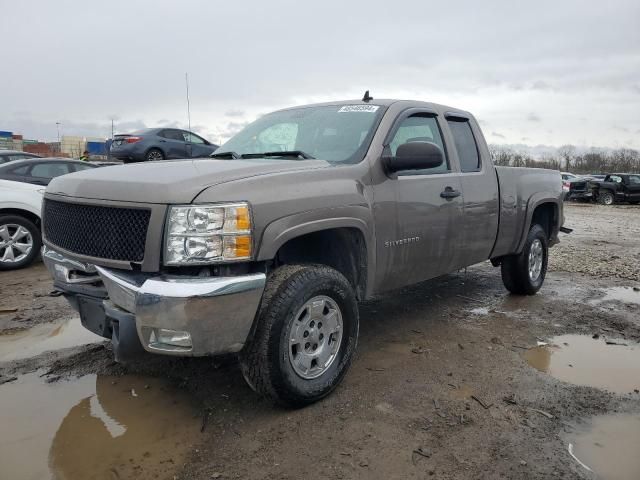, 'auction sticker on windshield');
338,105,380,113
